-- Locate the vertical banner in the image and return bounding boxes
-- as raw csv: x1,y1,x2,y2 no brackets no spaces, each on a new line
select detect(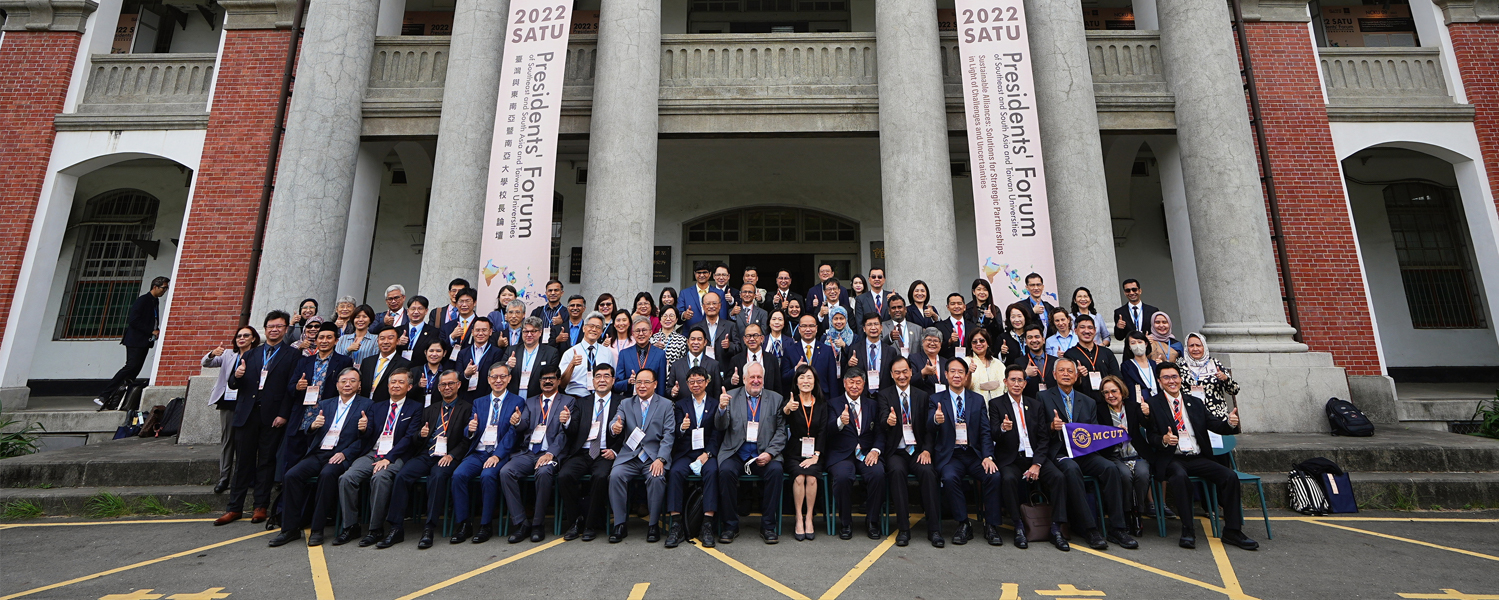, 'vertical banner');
478,1,572,313
955,1,1059,306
